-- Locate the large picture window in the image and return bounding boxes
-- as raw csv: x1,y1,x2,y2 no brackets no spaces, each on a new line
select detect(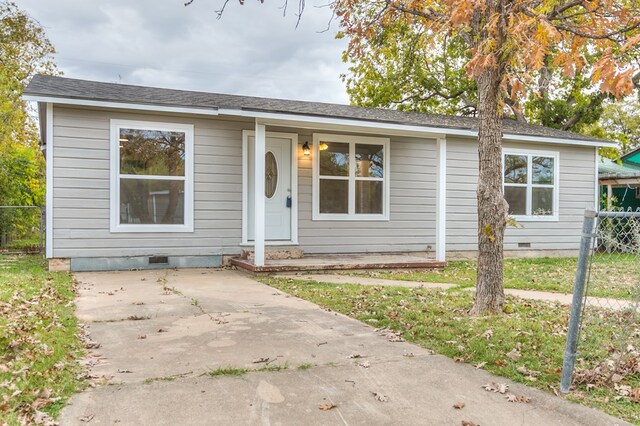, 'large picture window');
110,120,194,232
503,149,559,221
313,134,390,221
